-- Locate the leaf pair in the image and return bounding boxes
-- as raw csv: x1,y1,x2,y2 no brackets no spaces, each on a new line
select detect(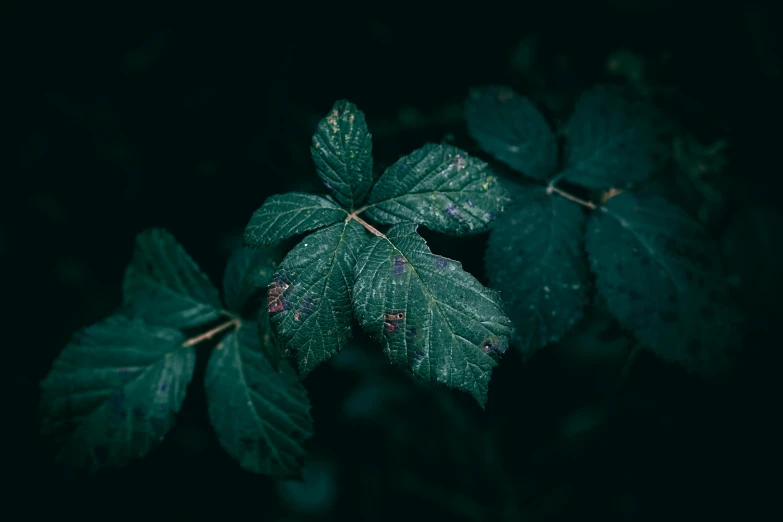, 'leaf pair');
245,100,512,407
469,85,740,374
40,229,312,476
